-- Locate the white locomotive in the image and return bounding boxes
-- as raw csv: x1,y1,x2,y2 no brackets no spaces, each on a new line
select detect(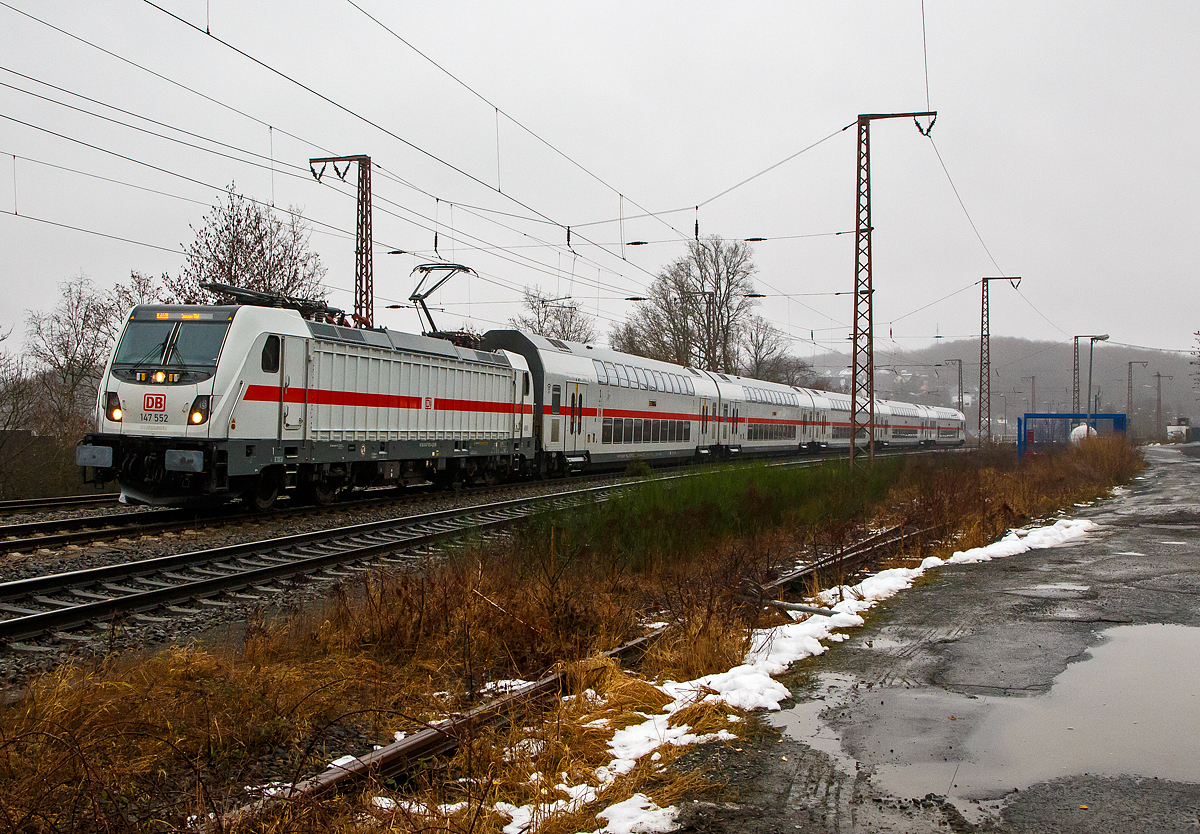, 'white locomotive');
77,289,965,508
